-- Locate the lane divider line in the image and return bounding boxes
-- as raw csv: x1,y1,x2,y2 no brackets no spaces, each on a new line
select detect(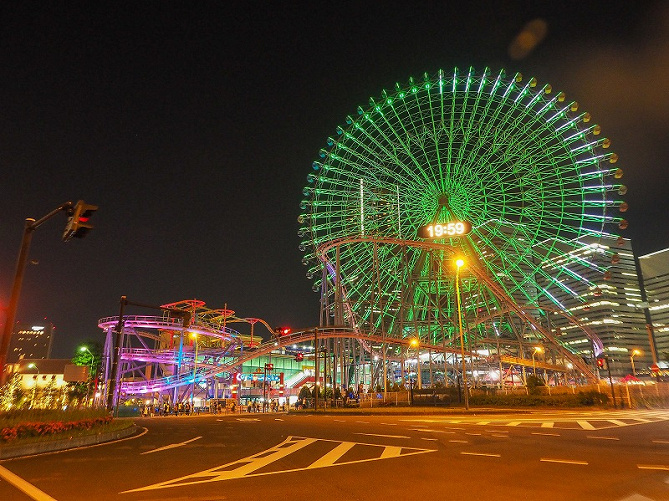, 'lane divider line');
0,464,58,501
461,452,501,458
637,464,669,471
540,458,588,465
586,436,619,441
141,436,201,455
